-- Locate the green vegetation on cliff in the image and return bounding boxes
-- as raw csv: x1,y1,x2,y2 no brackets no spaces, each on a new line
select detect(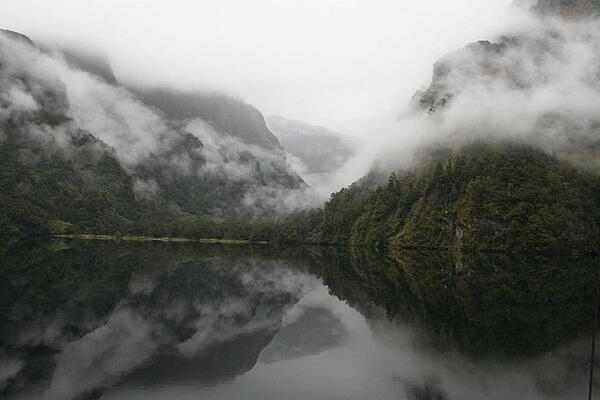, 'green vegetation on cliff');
0,128,140,235
284,143,600,253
